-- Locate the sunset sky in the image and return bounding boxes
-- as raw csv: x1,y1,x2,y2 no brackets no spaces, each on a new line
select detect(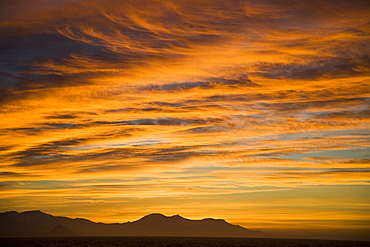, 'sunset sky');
0,0,369,240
